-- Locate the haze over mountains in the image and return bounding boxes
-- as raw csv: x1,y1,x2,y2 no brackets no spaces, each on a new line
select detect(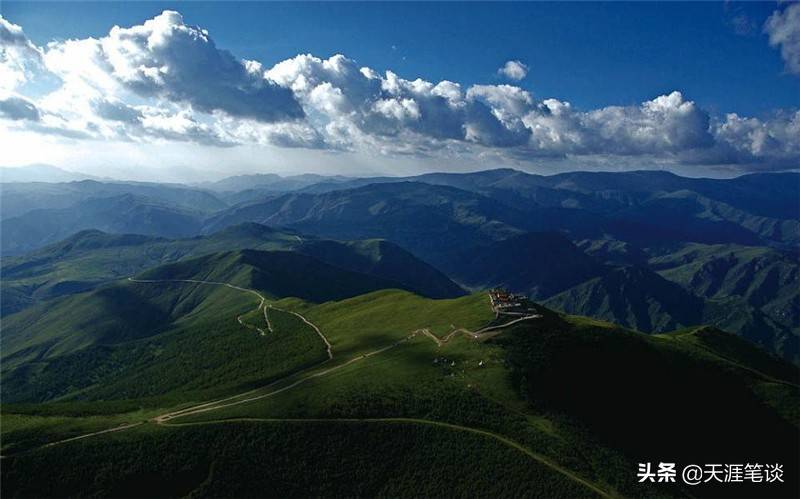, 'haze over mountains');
2,167,798,363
